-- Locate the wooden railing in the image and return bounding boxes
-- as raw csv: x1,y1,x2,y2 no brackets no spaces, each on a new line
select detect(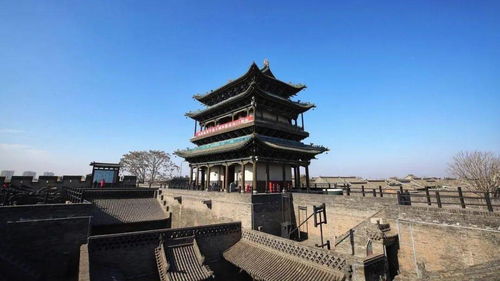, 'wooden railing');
166,181,499,212
396,187,497,212
63,187,85,203
293,184,499,212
